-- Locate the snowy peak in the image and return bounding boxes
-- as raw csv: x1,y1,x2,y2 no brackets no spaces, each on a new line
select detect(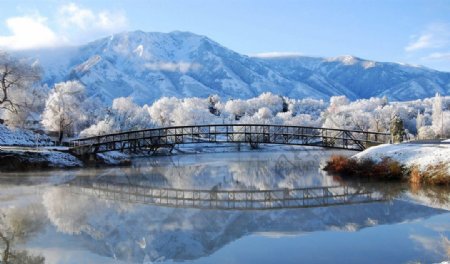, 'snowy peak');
28,30,450,105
